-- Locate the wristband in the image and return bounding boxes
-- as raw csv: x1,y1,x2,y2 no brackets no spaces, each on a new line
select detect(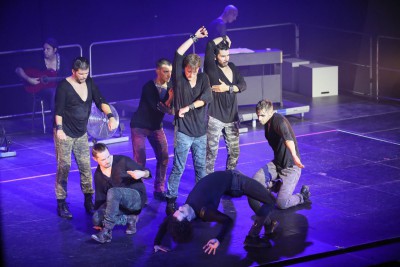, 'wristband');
107,113,114,119
189,103,195,110
190,34,198,43
56,124,63,131
229,85,234,94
